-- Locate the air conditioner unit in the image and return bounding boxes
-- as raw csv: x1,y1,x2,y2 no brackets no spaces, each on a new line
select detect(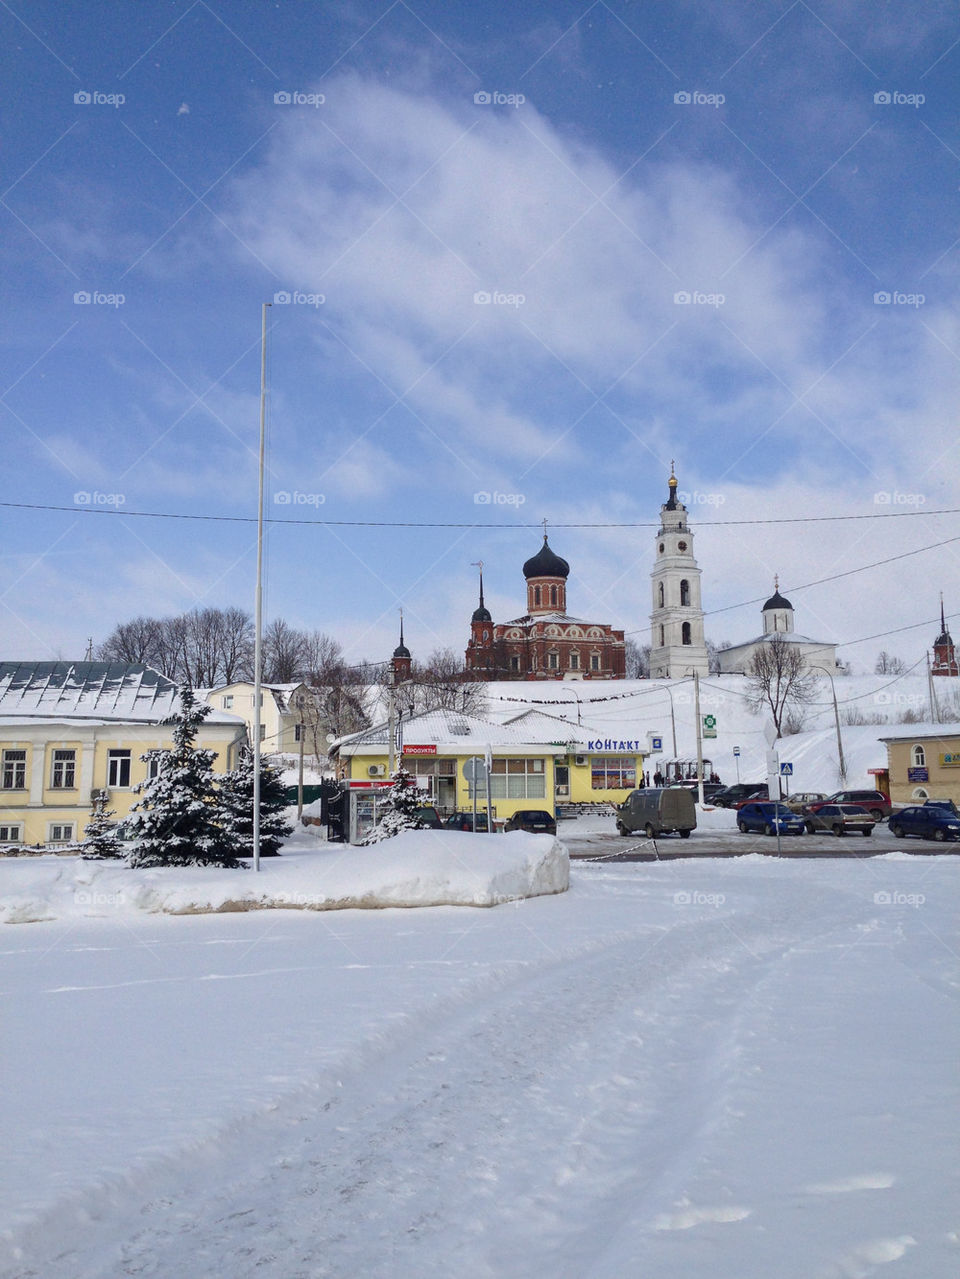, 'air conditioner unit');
575,755,587,766
368,764,386,777
556,784,569,796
